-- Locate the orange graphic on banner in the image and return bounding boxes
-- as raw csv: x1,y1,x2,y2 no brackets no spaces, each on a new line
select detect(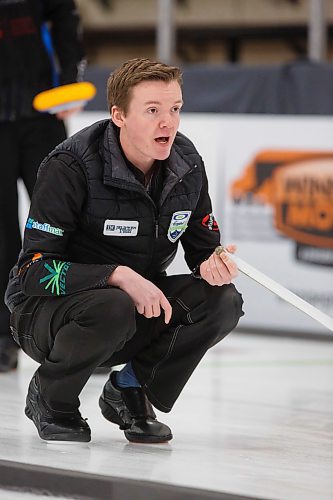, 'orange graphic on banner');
230,150,333,249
